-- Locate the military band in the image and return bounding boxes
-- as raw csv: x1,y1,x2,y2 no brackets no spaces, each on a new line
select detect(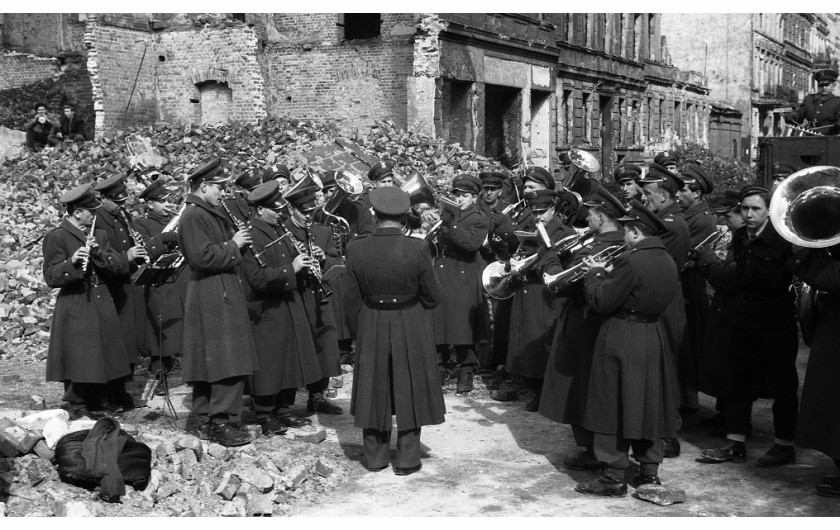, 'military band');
40,149,840,499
